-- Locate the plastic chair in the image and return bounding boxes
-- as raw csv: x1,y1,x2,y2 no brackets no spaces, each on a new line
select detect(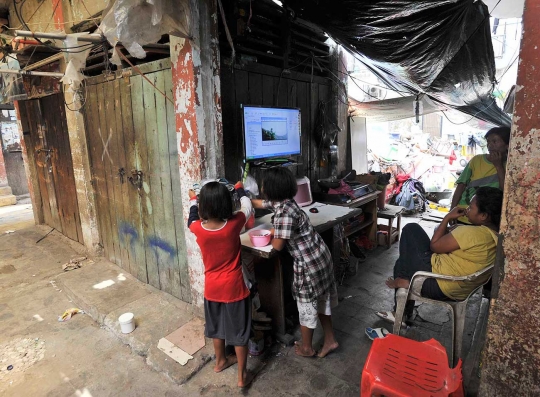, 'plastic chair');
393,265,494,366
361,334,464,397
